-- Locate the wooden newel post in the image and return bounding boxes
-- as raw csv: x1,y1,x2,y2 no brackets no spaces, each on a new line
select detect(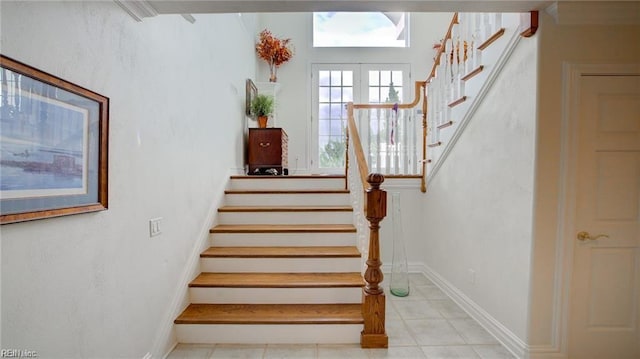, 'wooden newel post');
361,173,388,348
